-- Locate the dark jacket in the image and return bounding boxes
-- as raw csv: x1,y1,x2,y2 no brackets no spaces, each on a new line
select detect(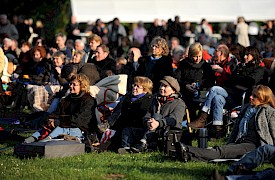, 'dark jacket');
136,55,173,92
92,55,116,79
143,94,186,130
26,58,51,85
235,63,268,89
60,92,97,132
176,58,215,92
228,104,275,146
108,93,153,130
